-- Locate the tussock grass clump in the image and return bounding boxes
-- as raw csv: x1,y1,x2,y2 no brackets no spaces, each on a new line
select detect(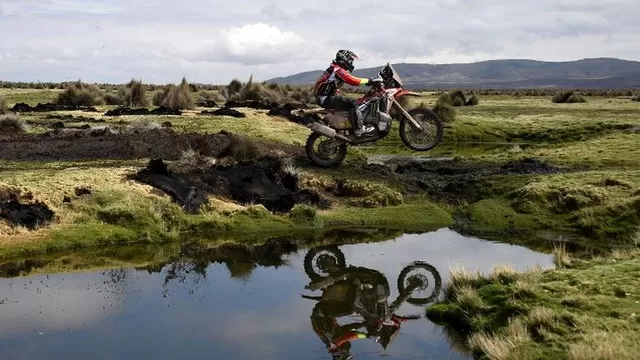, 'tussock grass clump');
217,133,261,163
152,77,194,110
466,94,480,106
450,90,467,107
56,80,106,106
0,114,29,134
552,90,586,104
220,76,314,104
289,204,318,223
455,286,486,311
631,95,640,102
553,243,571,269
0,95,7,114
468,317,531,360
112,79,148,107
432,93,457,123
489,264,518,284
